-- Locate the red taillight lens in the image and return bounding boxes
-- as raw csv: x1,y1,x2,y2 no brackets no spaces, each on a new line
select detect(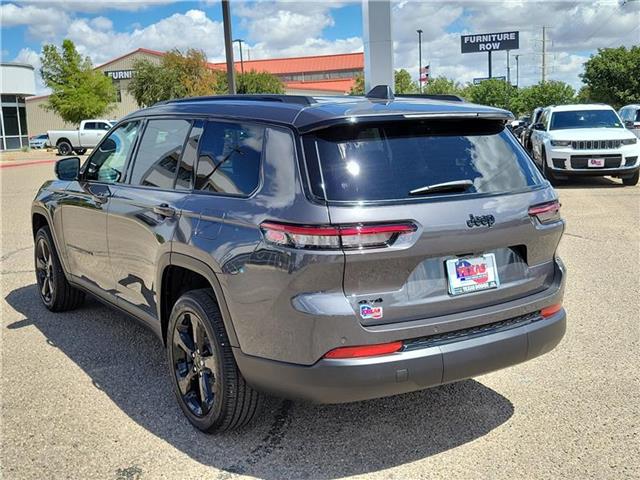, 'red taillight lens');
541,303,562,318
529,200,561,224
260,222,417,250
324,341,403,359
